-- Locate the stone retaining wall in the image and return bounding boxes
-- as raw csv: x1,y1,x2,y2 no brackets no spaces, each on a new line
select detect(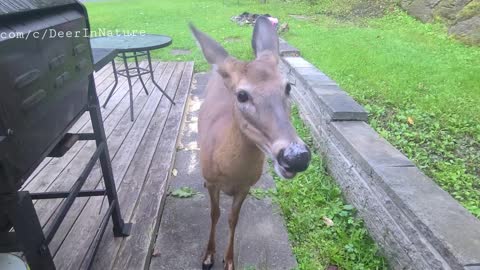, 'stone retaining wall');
279,40,480,270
